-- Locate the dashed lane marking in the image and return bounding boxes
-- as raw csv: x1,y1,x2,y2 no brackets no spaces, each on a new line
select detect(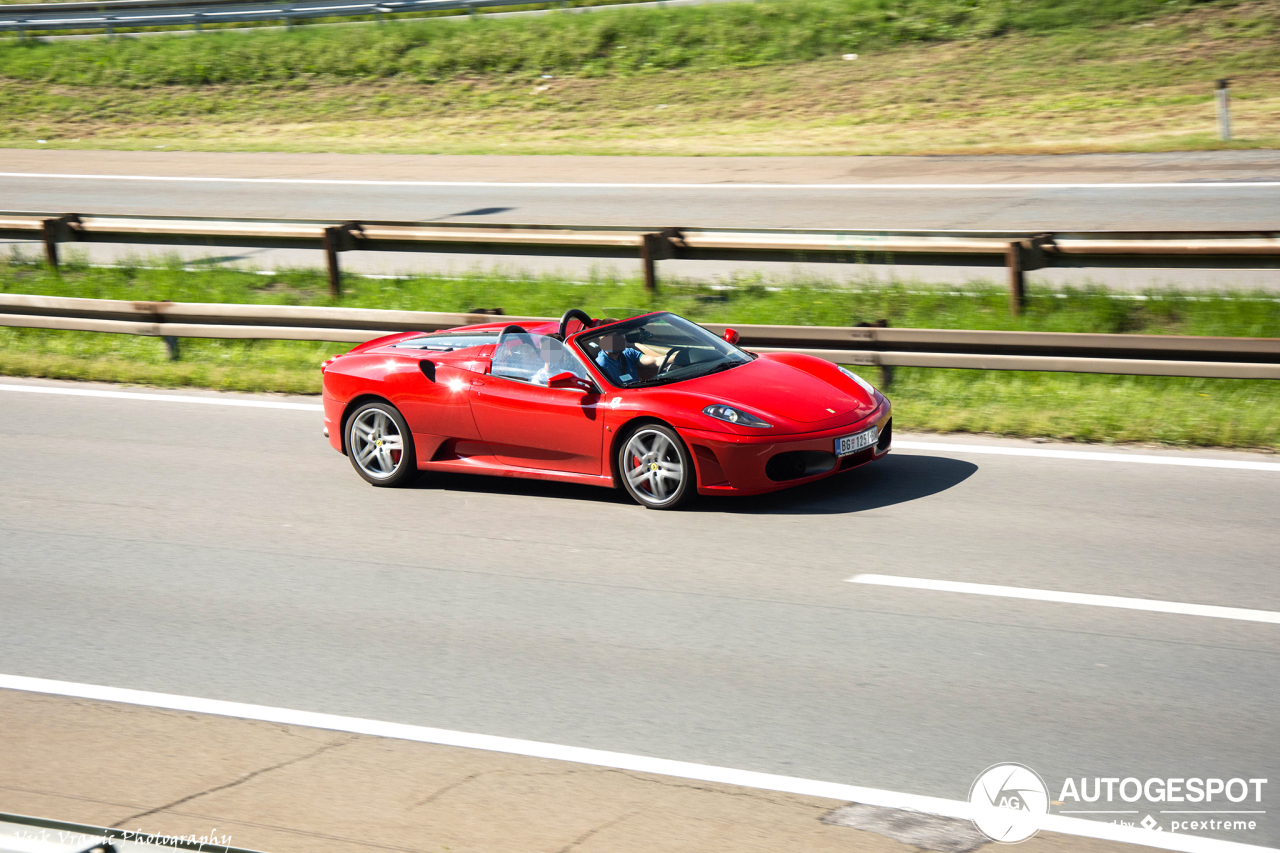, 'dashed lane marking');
848,575,1280,624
